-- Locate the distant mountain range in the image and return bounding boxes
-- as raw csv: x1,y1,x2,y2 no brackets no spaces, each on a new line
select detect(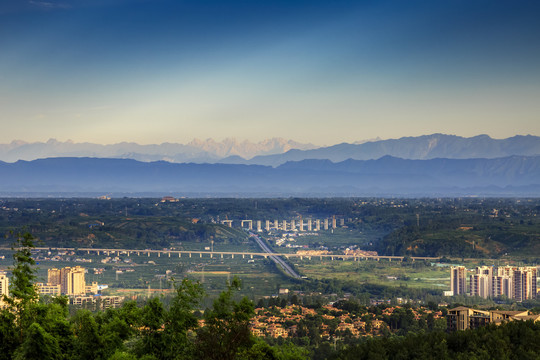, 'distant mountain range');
1,134,539,166
219,134,540,166
1,155,539,197
0,138,317,163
